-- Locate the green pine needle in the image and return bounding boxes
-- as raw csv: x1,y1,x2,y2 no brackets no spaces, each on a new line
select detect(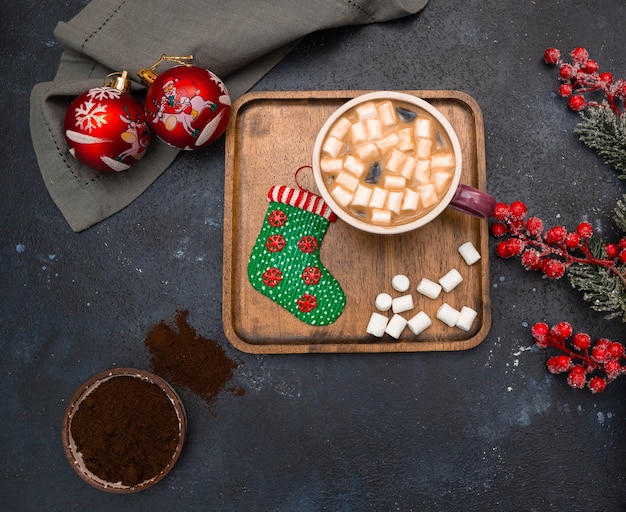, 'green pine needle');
566,237,626,322
574,107,626,179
